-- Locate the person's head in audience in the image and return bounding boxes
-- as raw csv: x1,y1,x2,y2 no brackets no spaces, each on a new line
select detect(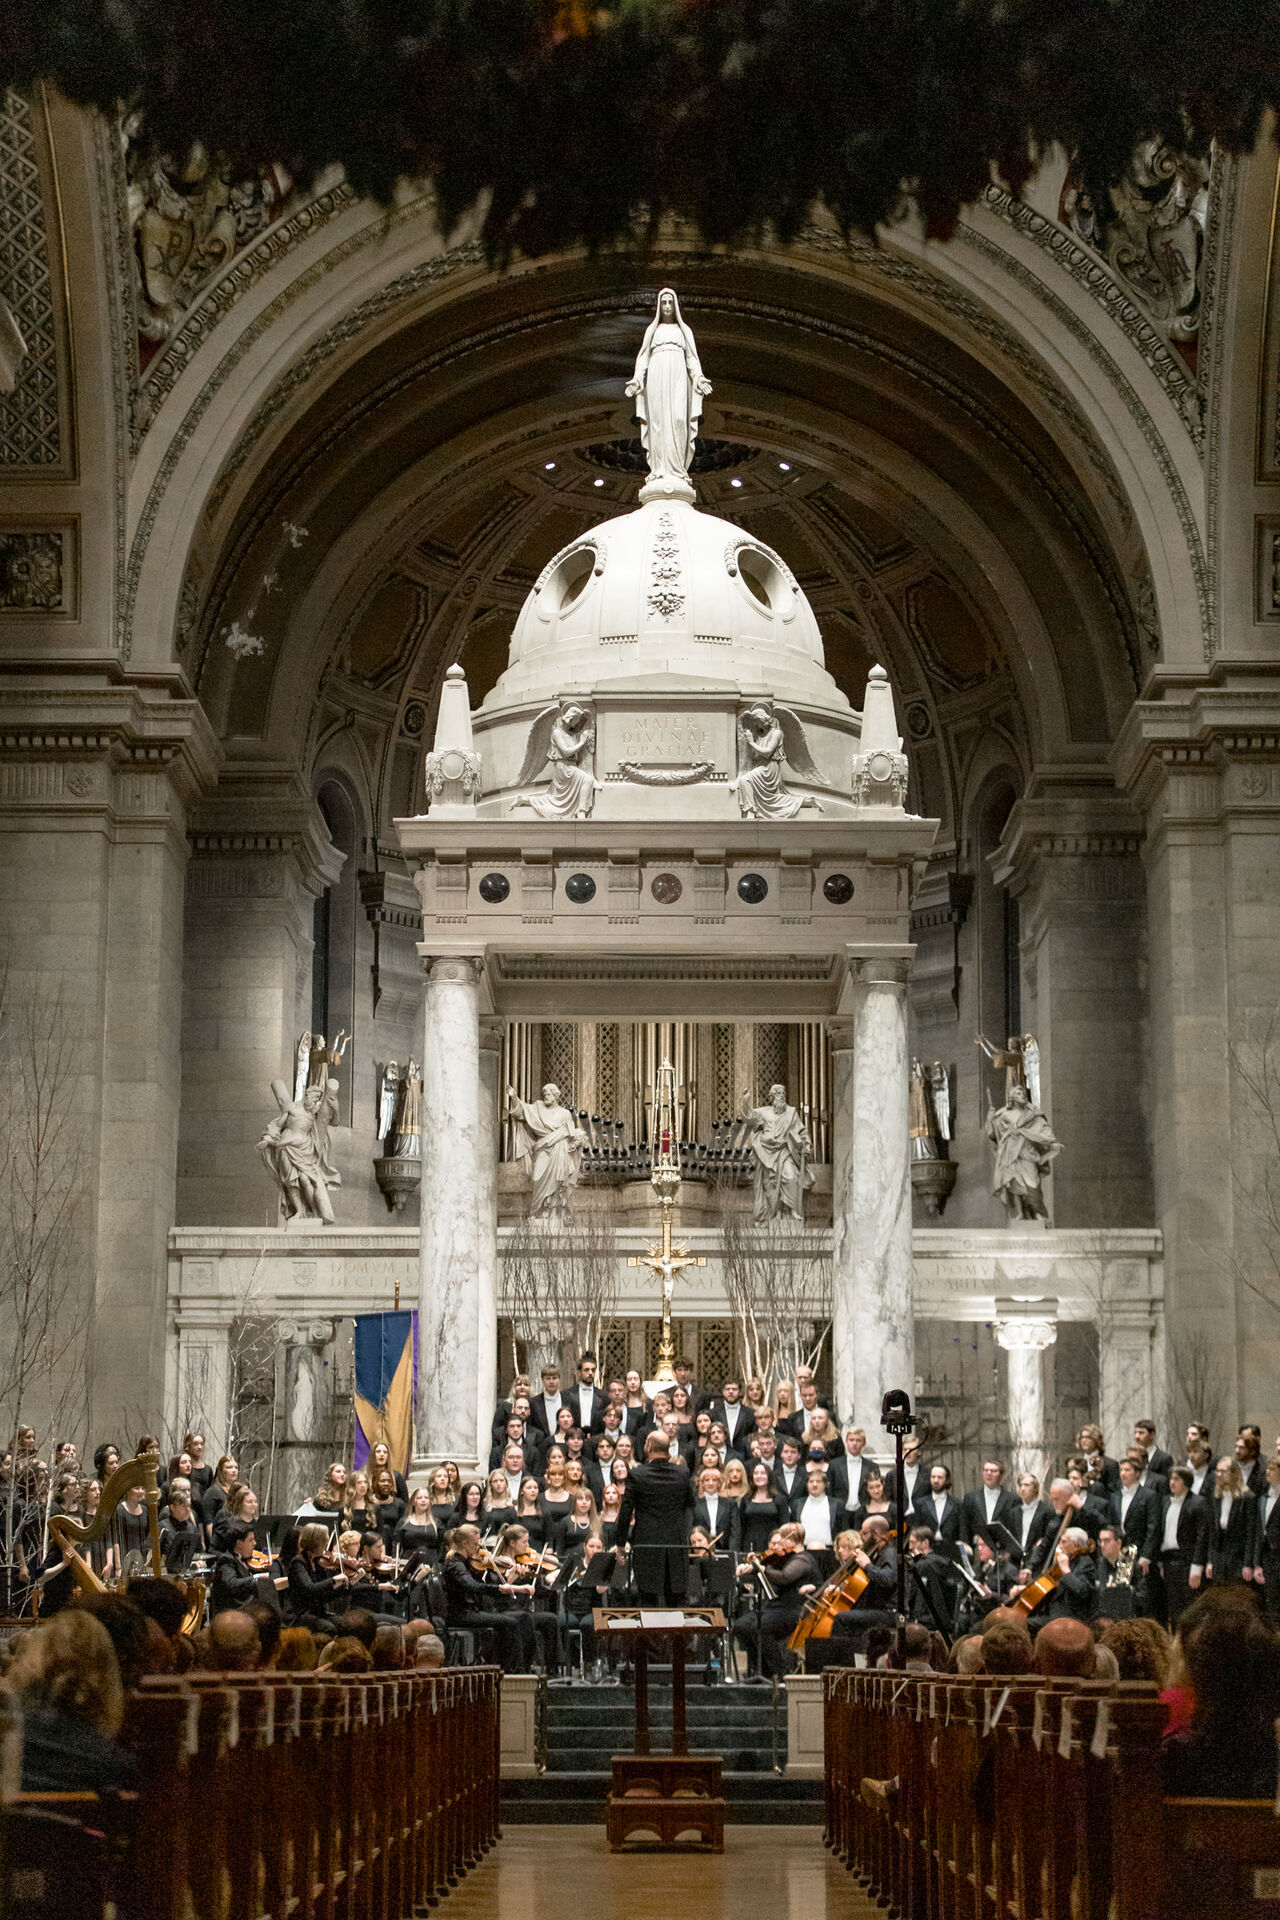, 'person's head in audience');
208,1610,260,1671
127,1578,187,1642
275,1627,319,1672
317,1635,373,1673
901,1623,934,1671
336,1609,379,1650
979,1619,1034,1675
414,1634,445,1670
371,1623,406,1670
244,1599,281,1668
8,1609,124,1738
1092,1643,1120,1681
1166,1601,1280,1798
1100,1618,1173,1685
1034,1618,1096,1677
951,1635,983,1674
71,1593,154,1689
